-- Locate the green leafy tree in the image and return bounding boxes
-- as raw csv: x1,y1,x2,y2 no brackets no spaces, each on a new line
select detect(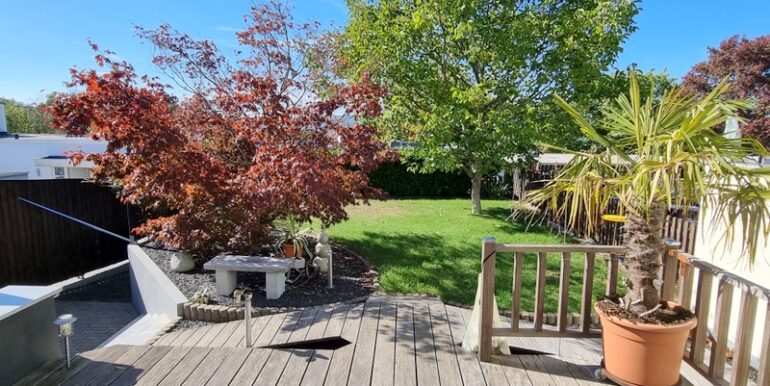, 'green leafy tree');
0,97,56,134
522,73,770,314
343,0,638,213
